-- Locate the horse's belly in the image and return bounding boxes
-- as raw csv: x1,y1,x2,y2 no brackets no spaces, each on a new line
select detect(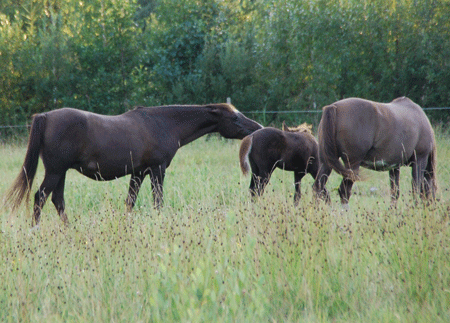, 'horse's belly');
72,159,135,181
361,159,399,171
362,145,413,171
